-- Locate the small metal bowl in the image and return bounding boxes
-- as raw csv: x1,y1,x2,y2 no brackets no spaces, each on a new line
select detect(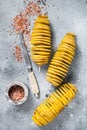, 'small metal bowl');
6,81,29,105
